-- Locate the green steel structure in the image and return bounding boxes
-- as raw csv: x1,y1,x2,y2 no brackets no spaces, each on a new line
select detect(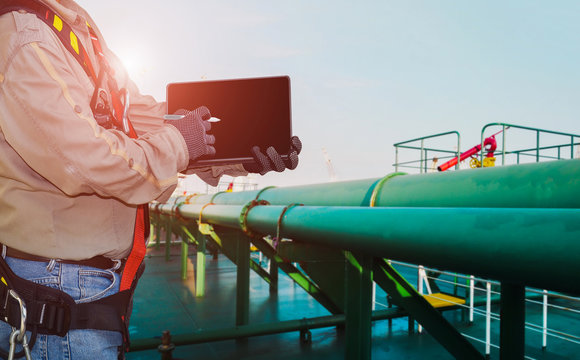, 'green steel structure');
479,123,580,165
393,130,461,173
141,159,580,360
